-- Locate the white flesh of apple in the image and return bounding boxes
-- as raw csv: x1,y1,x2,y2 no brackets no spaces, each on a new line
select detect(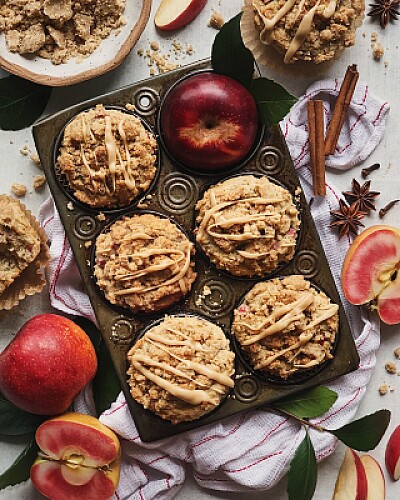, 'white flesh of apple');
360,455,385,500
156,0,194,25
333,449,367,500
60,462,97,486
